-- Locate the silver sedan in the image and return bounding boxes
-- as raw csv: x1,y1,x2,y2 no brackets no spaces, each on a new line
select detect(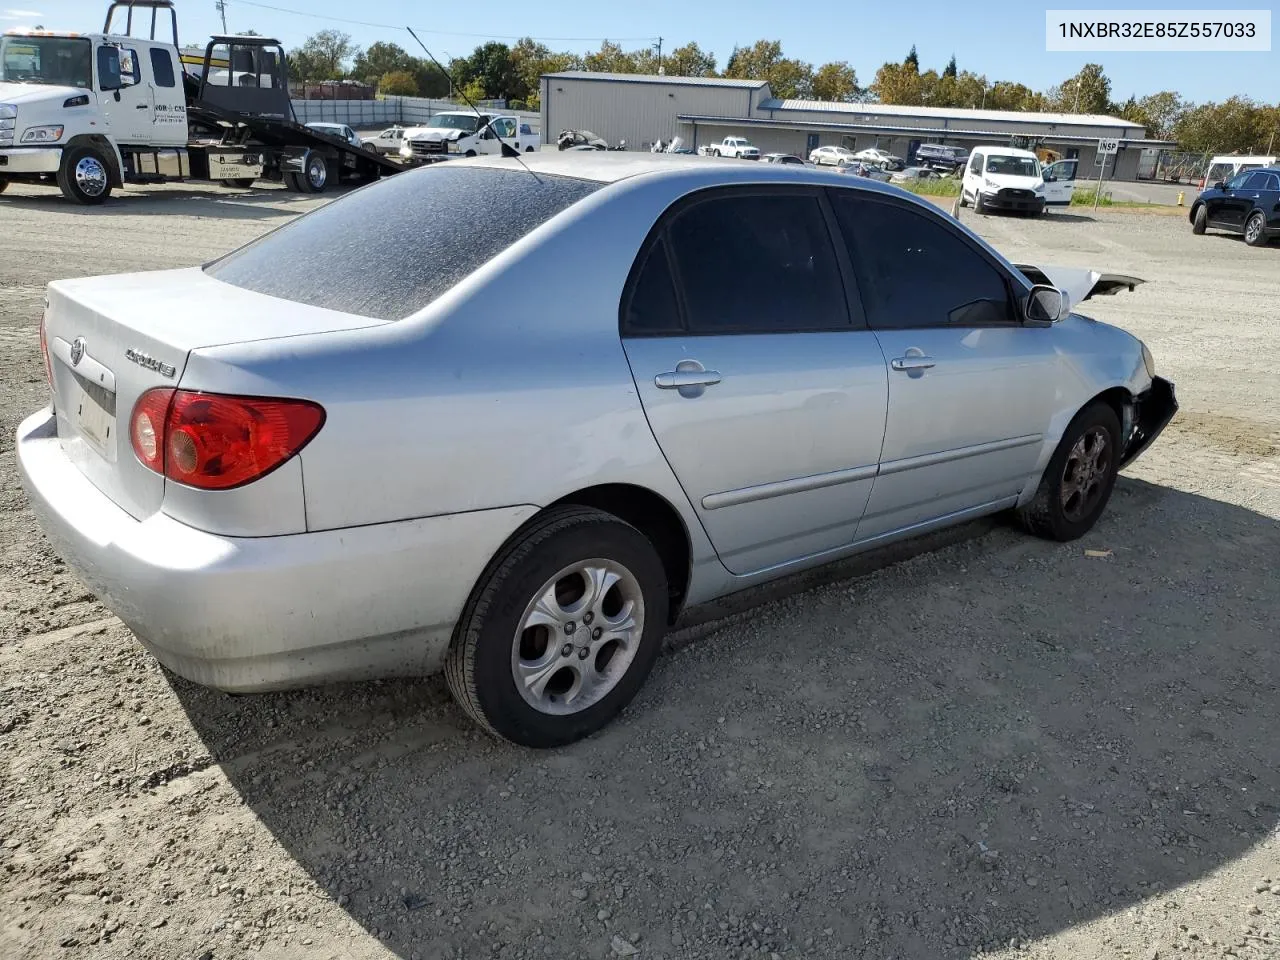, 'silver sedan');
17,154,1176,747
